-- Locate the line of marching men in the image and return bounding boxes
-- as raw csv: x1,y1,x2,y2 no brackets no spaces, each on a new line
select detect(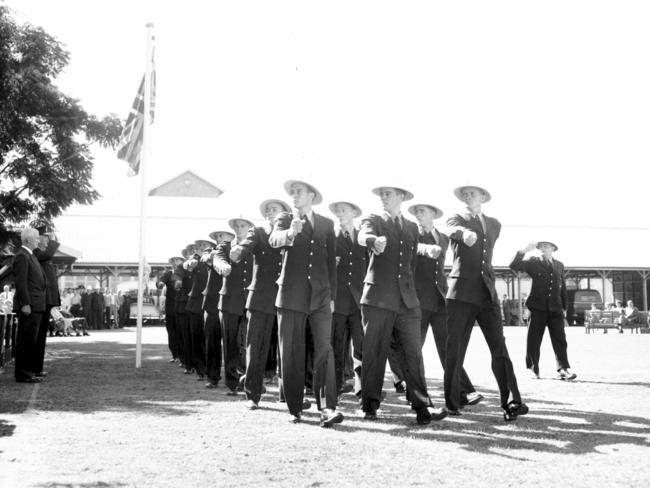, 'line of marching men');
157,179,576,428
